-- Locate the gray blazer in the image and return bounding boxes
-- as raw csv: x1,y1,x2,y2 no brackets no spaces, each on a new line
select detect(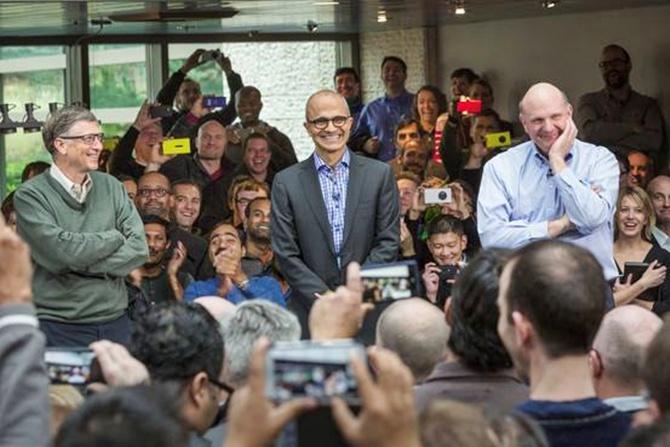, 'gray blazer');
271,151,400,309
